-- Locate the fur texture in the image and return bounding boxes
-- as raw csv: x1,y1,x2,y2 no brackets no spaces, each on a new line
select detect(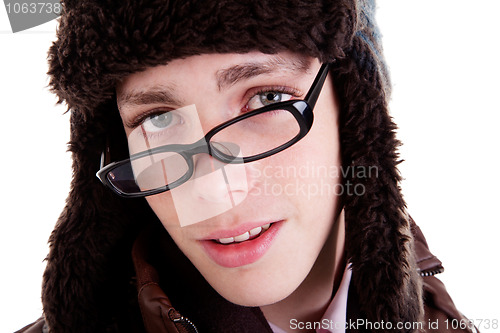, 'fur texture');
44,0,424,332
